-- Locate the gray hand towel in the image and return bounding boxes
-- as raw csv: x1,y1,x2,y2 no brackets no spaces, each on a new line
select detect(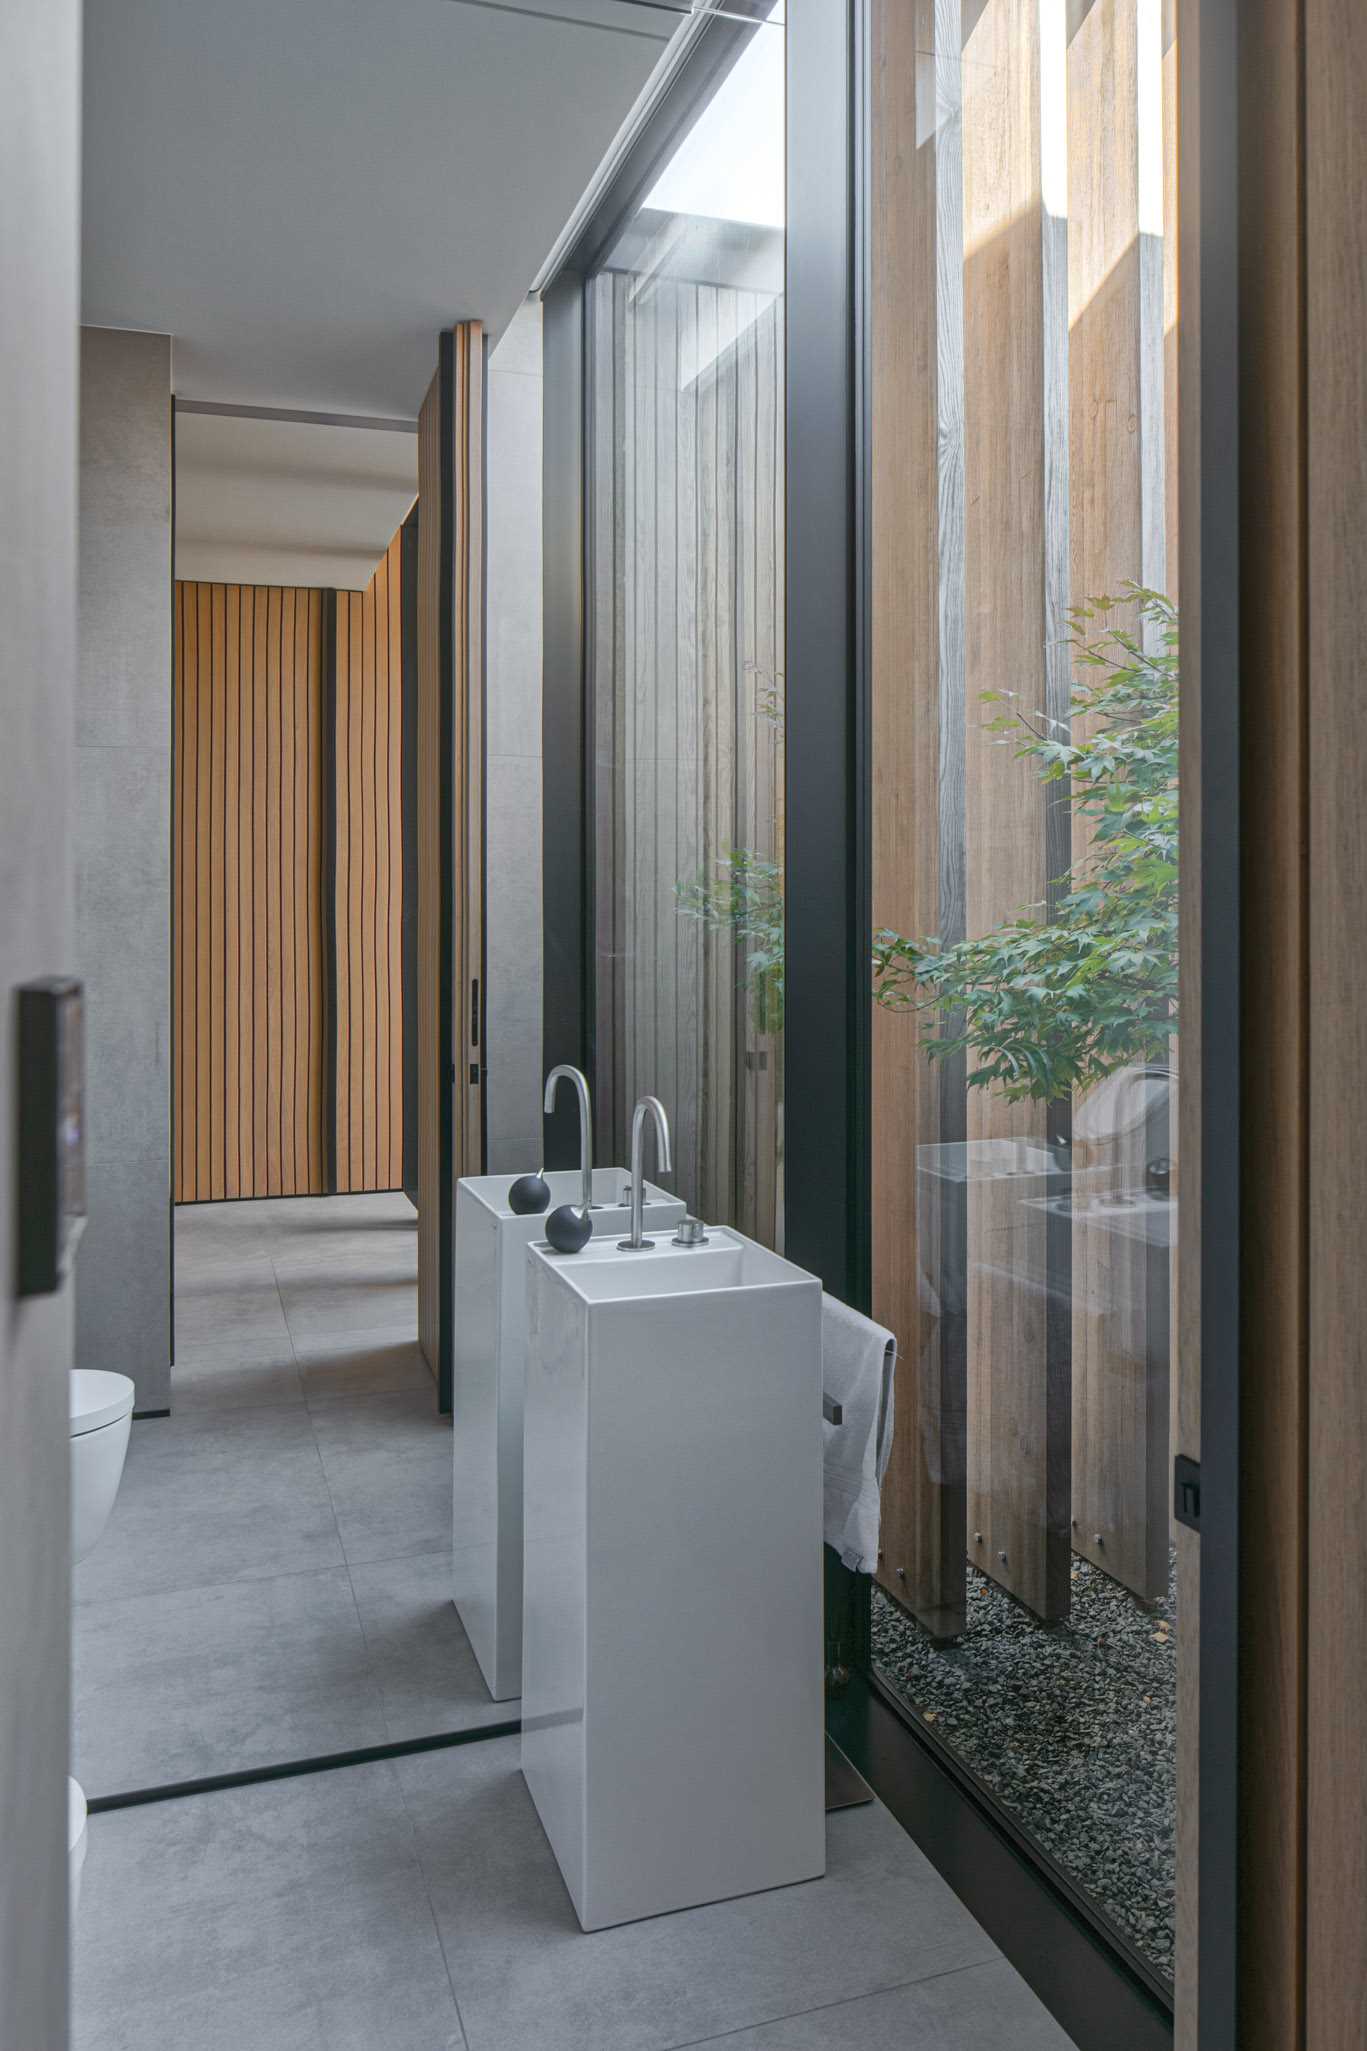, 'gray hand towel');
821,1293,897,1575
